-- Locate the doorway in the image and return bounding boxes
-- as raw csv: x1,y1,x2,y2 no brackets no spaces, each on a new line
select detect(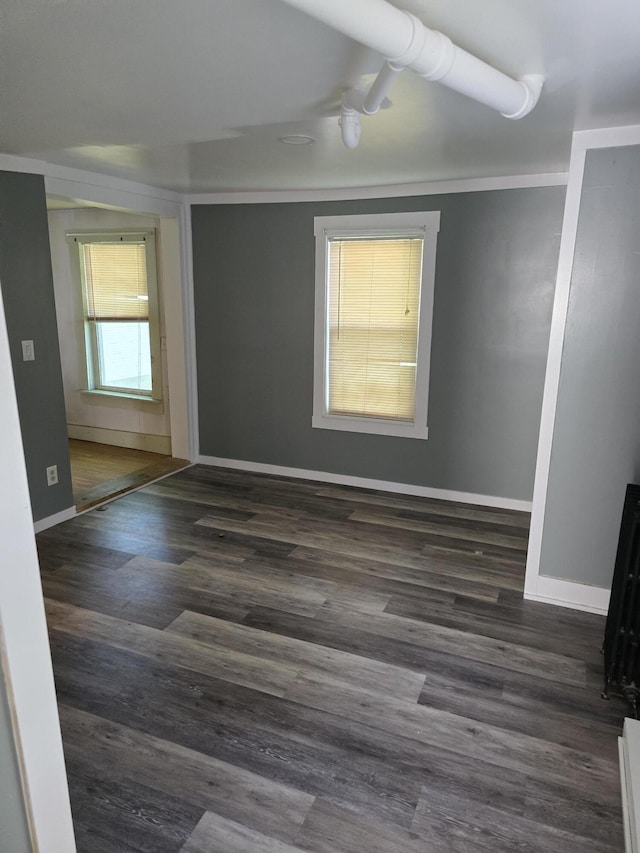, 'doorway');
46,198,191,510
68,440,188,511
